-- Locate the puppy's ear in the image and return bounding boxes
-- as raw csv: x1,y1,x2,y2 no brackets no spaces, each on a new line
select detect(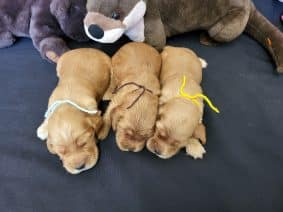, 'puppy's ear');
161,48,169,59
87,113,103,134
156,121,168,139
46,139,56,154
193,124,207,145
37,119,48,140
56,56,64,78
